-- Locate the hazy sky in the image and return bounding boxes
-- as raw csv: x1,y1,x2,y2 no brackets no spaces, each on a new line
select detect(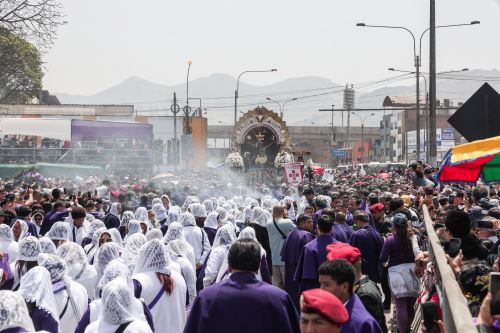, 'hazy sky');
43,0,500,96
